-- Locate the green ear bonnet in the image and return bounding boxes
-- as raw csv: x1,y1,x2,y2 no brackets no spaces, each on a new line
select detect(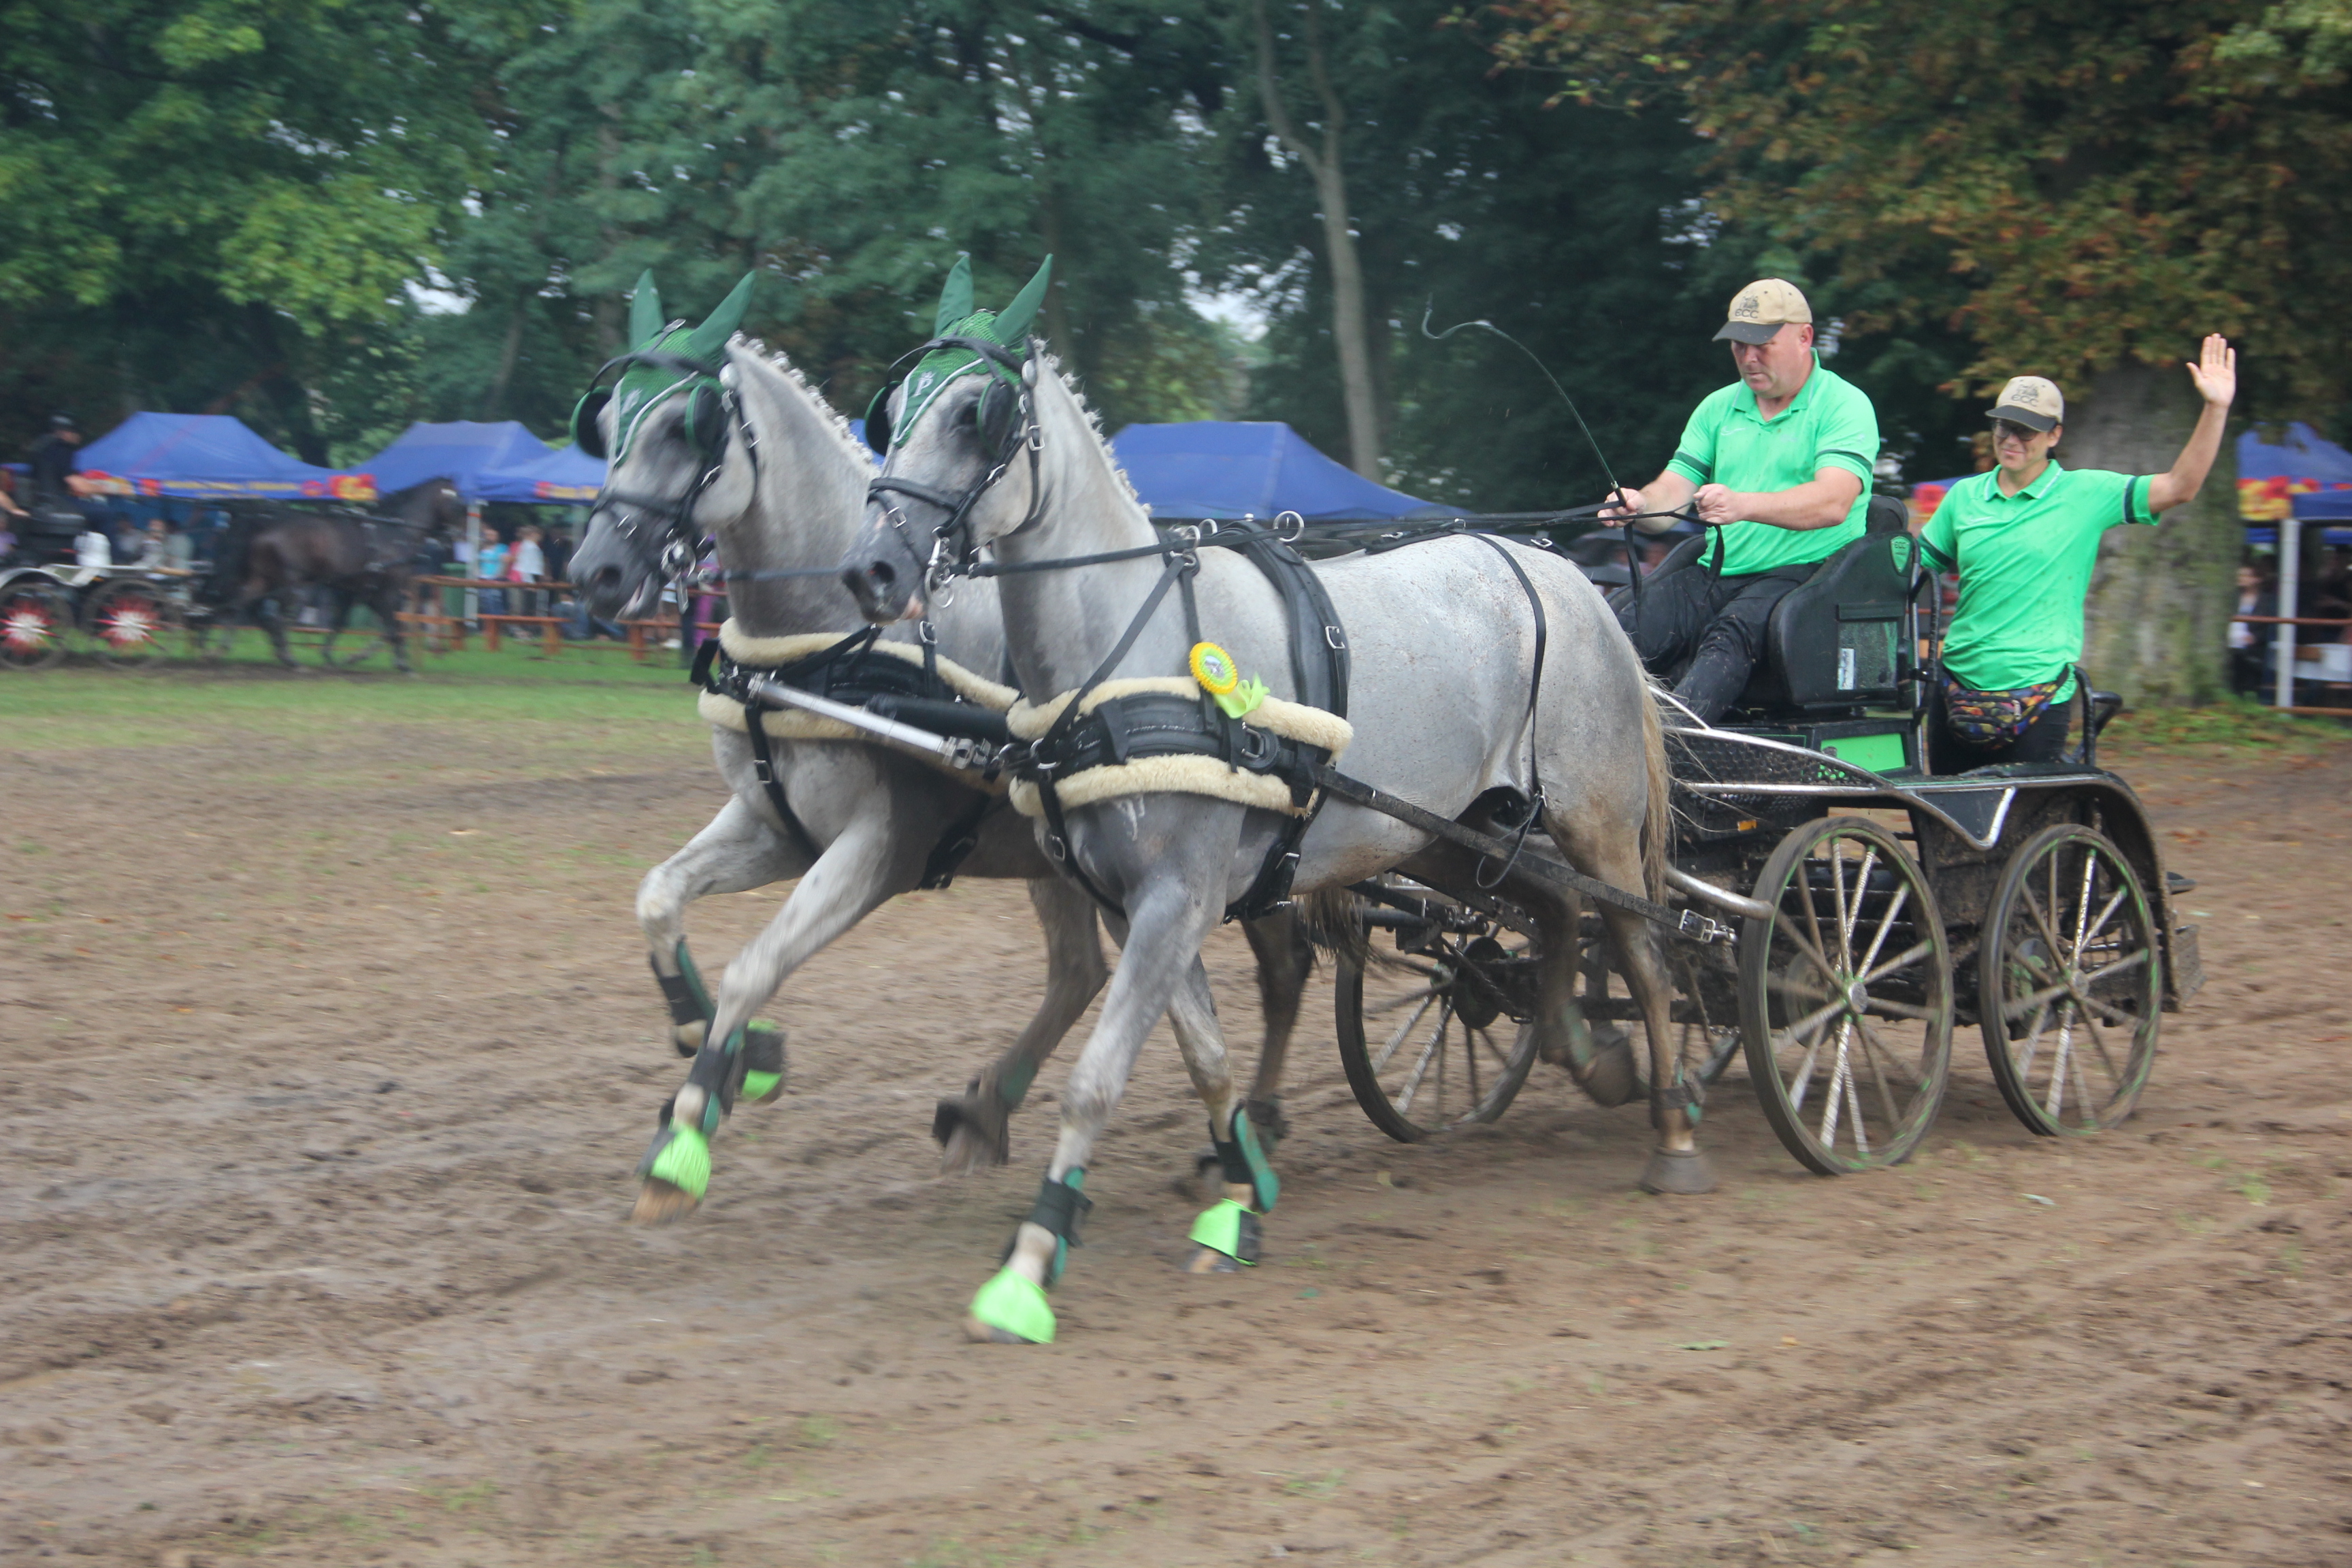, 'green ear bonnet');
572,272,755,462
865,253,1051,454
